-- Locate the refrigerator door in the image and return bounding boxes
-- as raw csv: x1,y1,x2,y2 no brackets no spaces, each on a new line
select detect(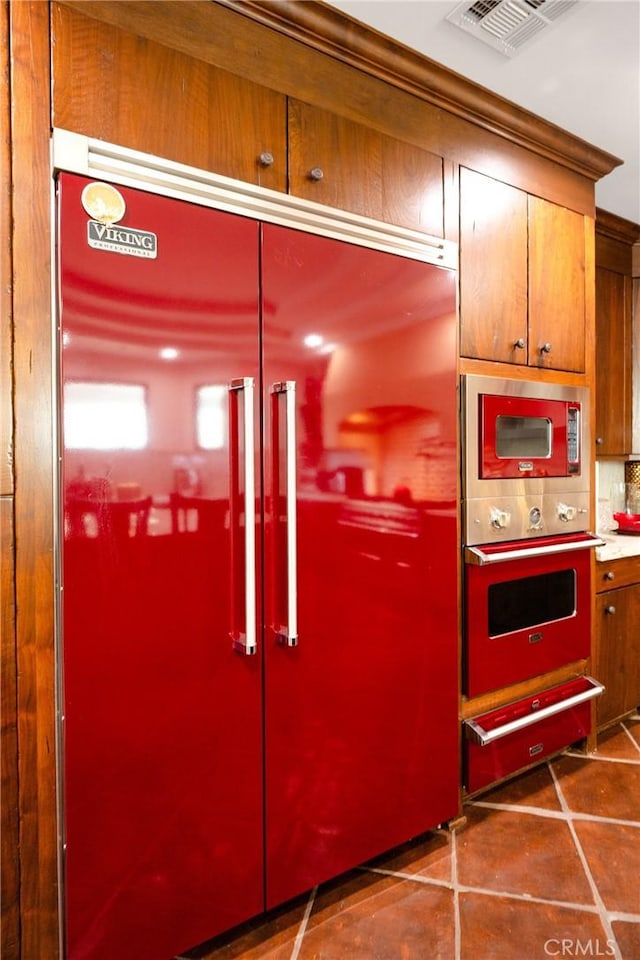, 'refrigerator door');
261,224,460,907
58,174,264,960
